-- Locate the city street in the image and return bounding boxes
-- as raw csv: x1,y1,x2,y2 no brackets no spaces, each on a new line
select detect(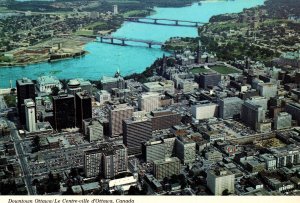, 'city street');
9,121,36,195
